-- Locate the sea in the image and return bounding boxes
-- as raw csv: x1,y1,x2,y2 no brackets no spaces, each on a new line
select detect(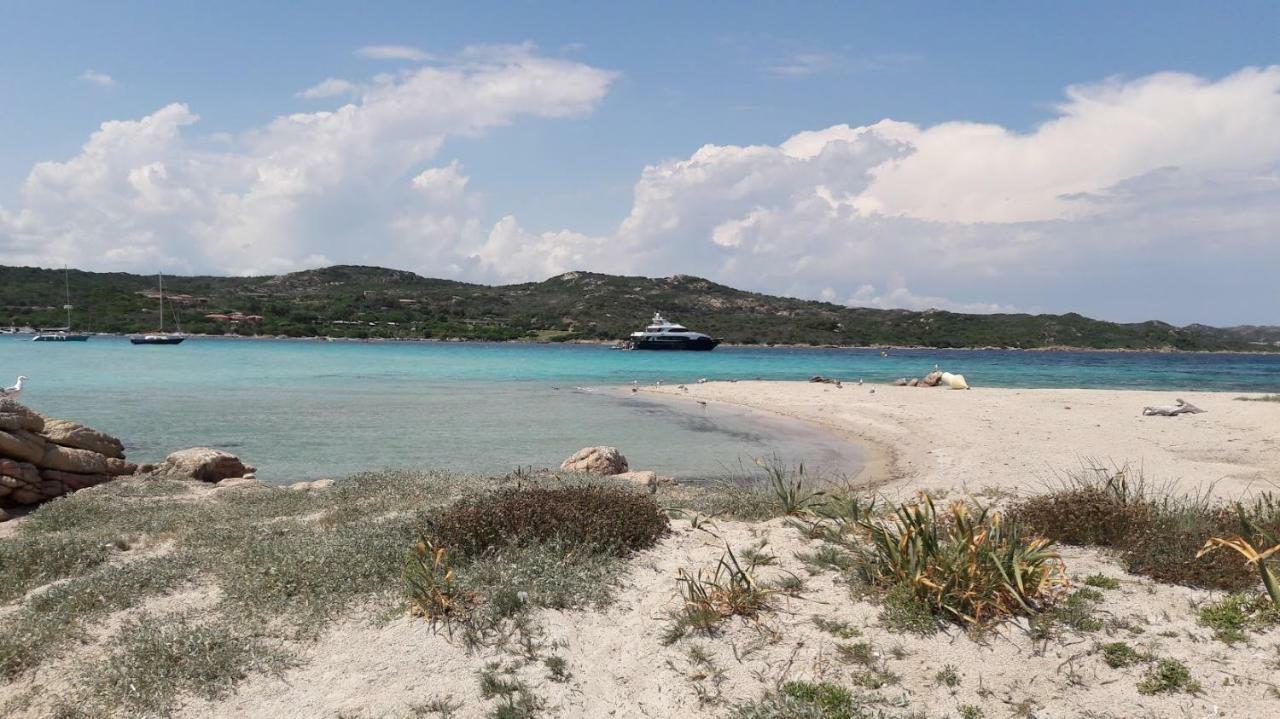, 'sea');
2,336,1277,483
